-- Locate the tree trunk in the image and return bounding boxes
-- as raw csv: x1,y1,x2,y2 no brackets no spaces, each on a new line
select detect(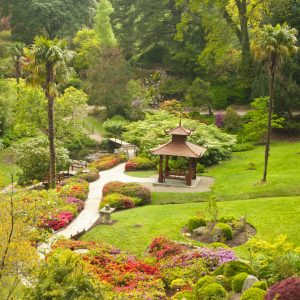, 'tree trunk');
262,64,276,182
46,64,56,188
15,58,21,84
